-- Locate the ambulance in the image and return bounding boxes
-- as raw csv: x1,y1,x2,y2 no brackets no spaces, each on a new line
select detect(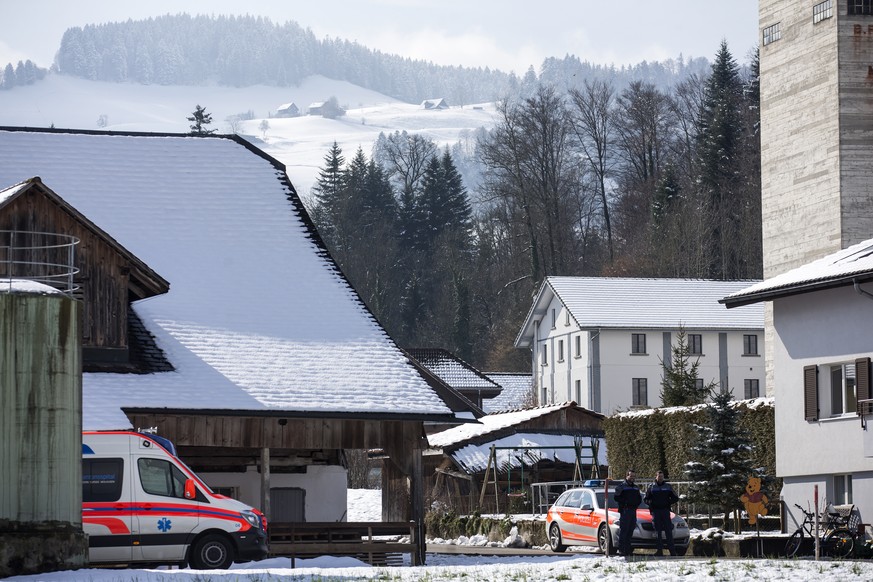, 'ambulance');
81,430,268,569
